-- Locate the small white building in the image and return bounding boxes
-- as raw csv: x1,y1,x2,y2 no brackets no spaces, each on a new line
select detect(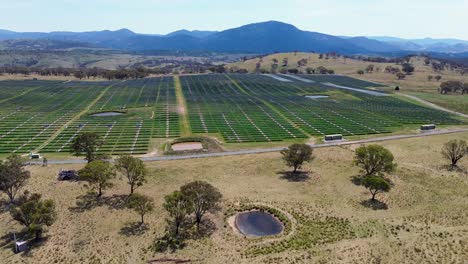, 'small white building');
29,153,42,159
324,134,343,142
15,241,28,253
421,124,436,131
